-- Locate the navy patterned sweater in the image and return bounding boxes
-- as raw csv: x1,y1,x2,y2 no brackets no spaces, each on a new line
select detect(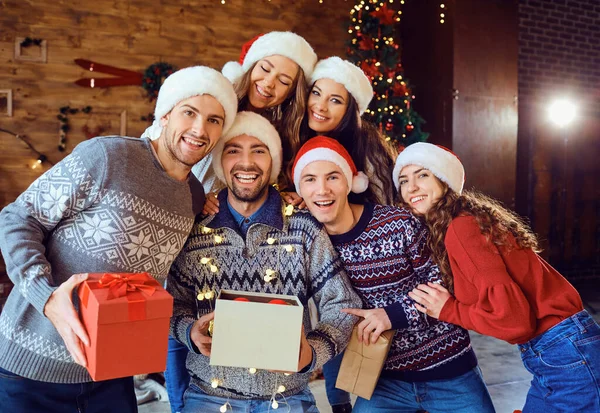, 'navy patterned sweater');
329,203,478,382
